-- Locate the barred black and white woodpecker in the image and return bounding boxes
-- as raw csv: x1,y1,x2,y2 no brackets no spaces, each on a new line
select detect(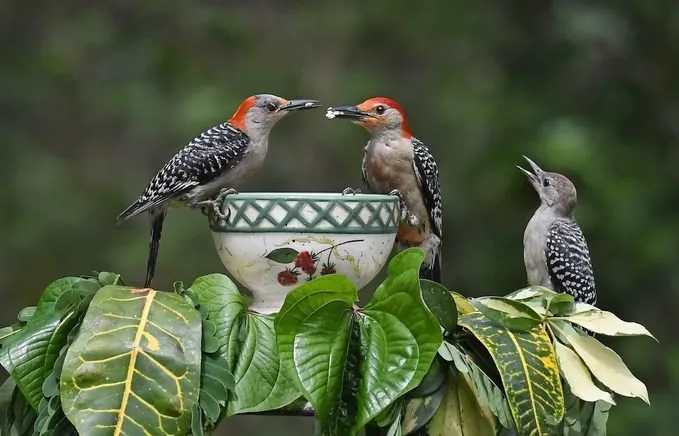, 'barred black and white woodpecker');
117,94,321,288
518,156,597,305
326,97,443,283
